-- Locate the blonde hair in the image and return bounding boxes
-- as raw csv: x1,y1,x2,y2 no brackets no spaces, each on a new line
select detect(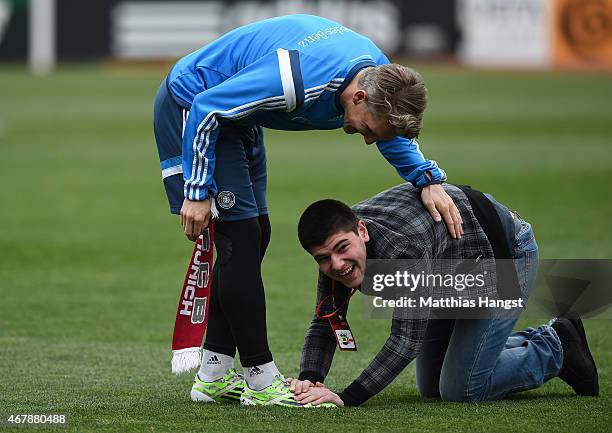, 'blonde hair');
358,64,427,139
